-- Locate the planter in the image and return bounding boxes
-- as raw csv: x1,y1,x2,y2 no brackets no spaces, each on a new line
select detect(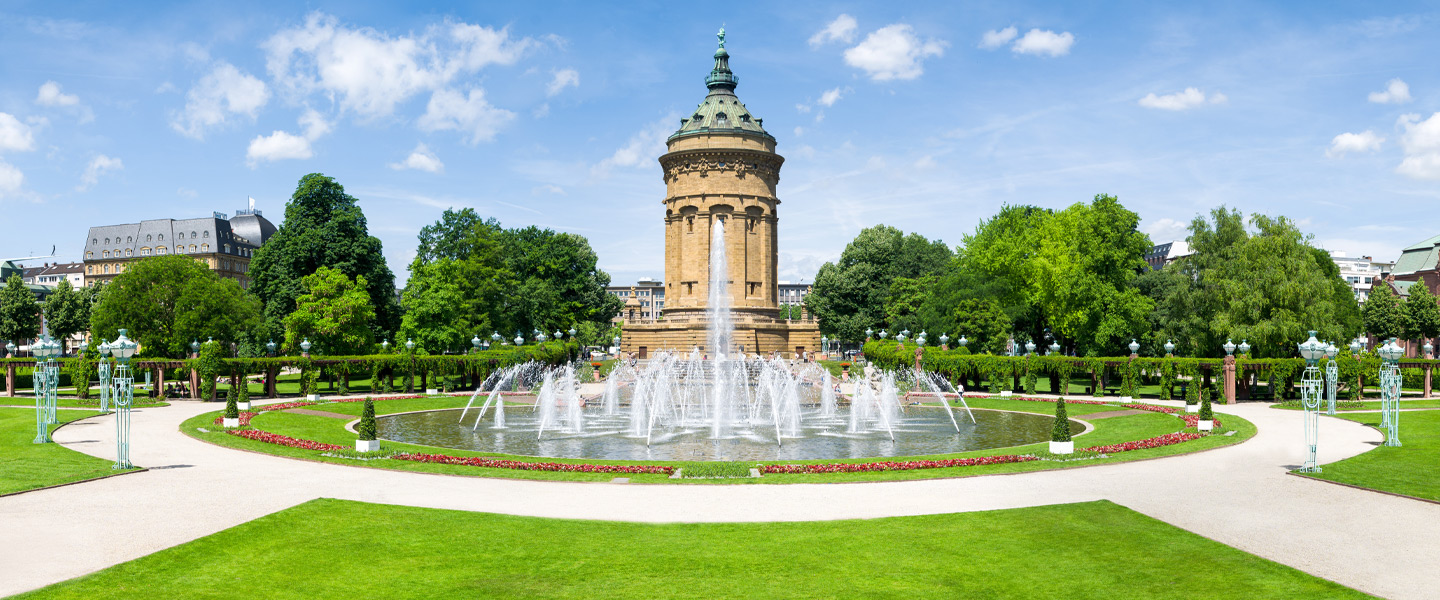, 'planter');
1049,440,1074,455
426,388,439,395
1185,404,1199,413
355,439,381,453
238,401,251,411
1197,420,1214,432
222,417,240,428
1000,390,1013,397
1118,396,1132,402
306,394,319,401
